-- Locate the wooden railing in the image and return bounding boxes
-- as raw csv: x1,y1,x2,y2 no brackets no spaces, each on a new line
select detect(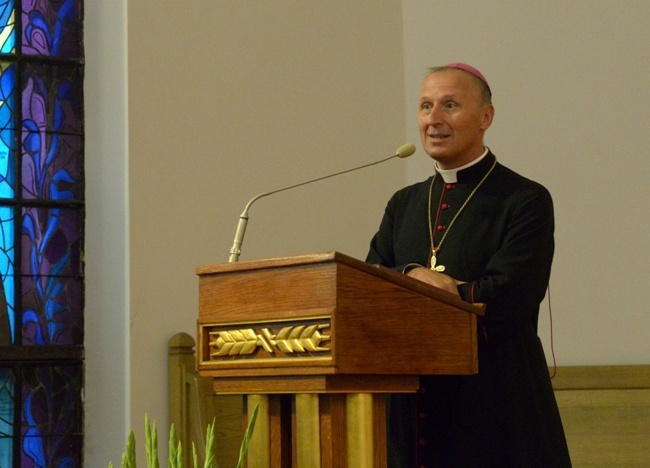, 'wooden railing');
551,364,650,466
168,332,243,467
169,332,649,467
